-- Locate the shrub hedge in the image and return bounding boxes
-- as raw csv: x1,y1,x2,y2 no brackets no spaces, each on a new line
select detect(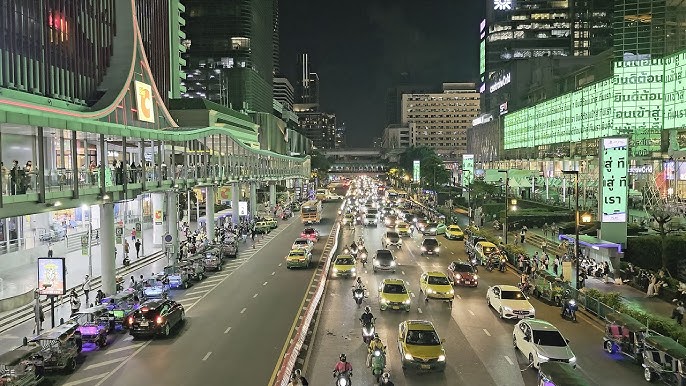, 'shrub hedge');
625,235,686,273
